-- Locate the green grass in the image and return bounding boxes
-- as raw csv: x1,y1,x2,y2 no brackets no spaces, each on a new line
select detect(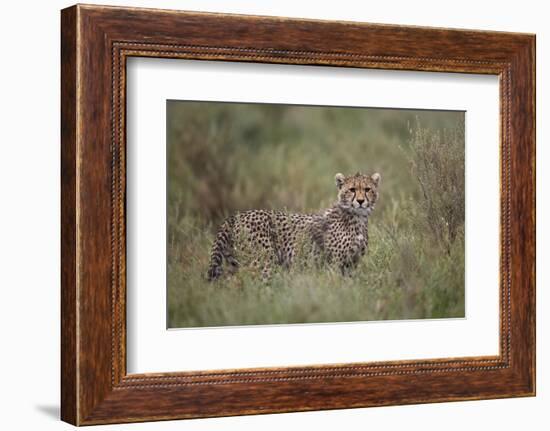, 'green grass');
167,102,465,328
